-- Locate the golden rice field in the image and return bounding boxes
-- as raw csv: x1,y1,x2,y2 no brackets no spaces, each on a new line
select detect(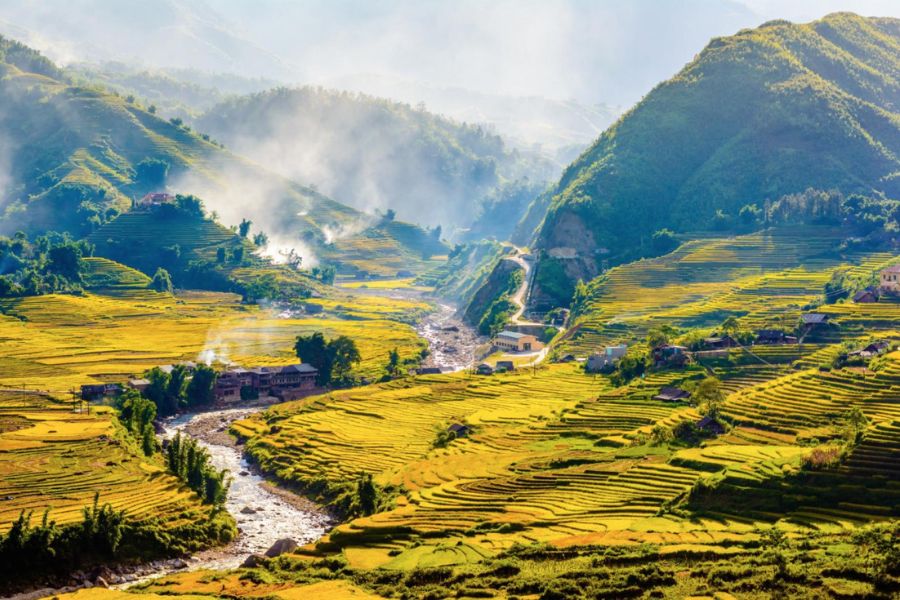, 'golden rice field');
0,286,429,393
0,392,206,532
233,350,900,572
560,227,897,356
